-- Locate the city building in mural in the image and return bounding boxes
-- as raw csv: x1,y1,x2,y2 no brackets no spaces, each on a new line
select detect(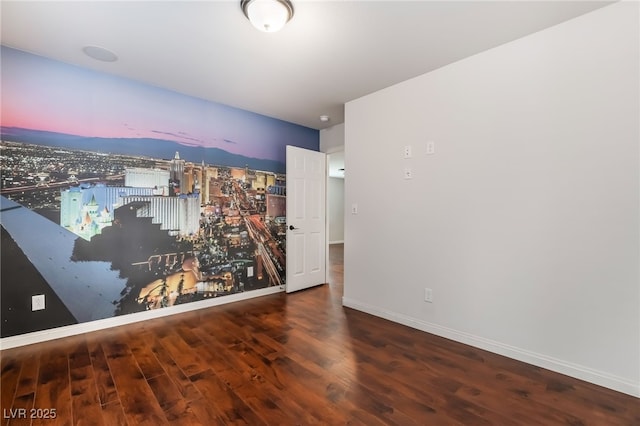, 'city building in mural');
60,184,157,240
